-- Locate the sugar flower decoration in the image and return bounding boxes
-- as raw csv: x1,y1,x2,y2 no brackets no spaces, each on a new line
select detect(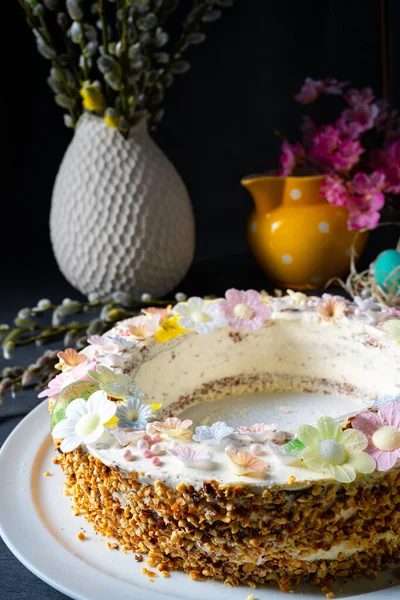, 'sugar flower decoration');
52,390,116,453
89,365,146,401
225,448,268,476
38,359,96,399
237,423,278,443
152,417,193,439
364,394,400,411
108,428,145,447
317,296,347,322
193,421,234,445
155,315,187,343
55,348,88,372
351,402,400,471
87,335,136,354
219,289,271,330
168,445,210,467
382,319,400,342
116,396,152,430
118,315,160,340
297,416,375,483
173,297,227,334
141,306,172,320
286,289,308,307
